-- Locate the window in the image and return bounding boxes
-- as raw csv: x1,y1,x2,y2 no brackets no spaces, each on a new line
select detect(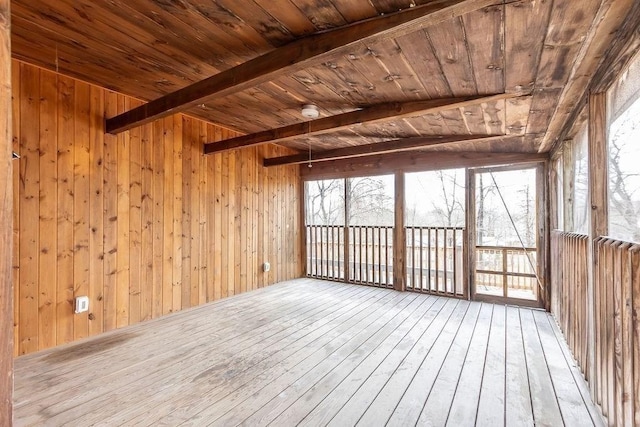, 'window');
555,155,564,230
405,169,466,227
607,50,640,242
305,179,345,225
346,175,394,226
573,124,589,234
